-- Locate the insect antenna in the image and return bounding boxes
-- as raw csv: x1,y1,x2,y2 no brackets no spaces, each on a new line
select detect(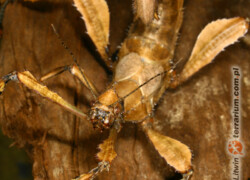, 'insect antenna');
51,24,97,100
